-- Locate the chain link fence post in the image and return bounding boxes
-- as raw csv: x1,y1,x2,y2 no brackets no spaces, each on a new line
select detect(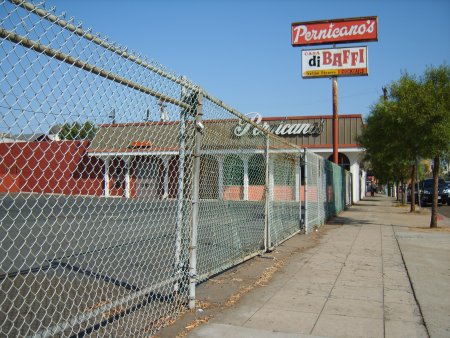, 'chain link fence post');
298,149,303,231
303,148,309,233
173,77,189,295
188,90,202,309
264,136,270,251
